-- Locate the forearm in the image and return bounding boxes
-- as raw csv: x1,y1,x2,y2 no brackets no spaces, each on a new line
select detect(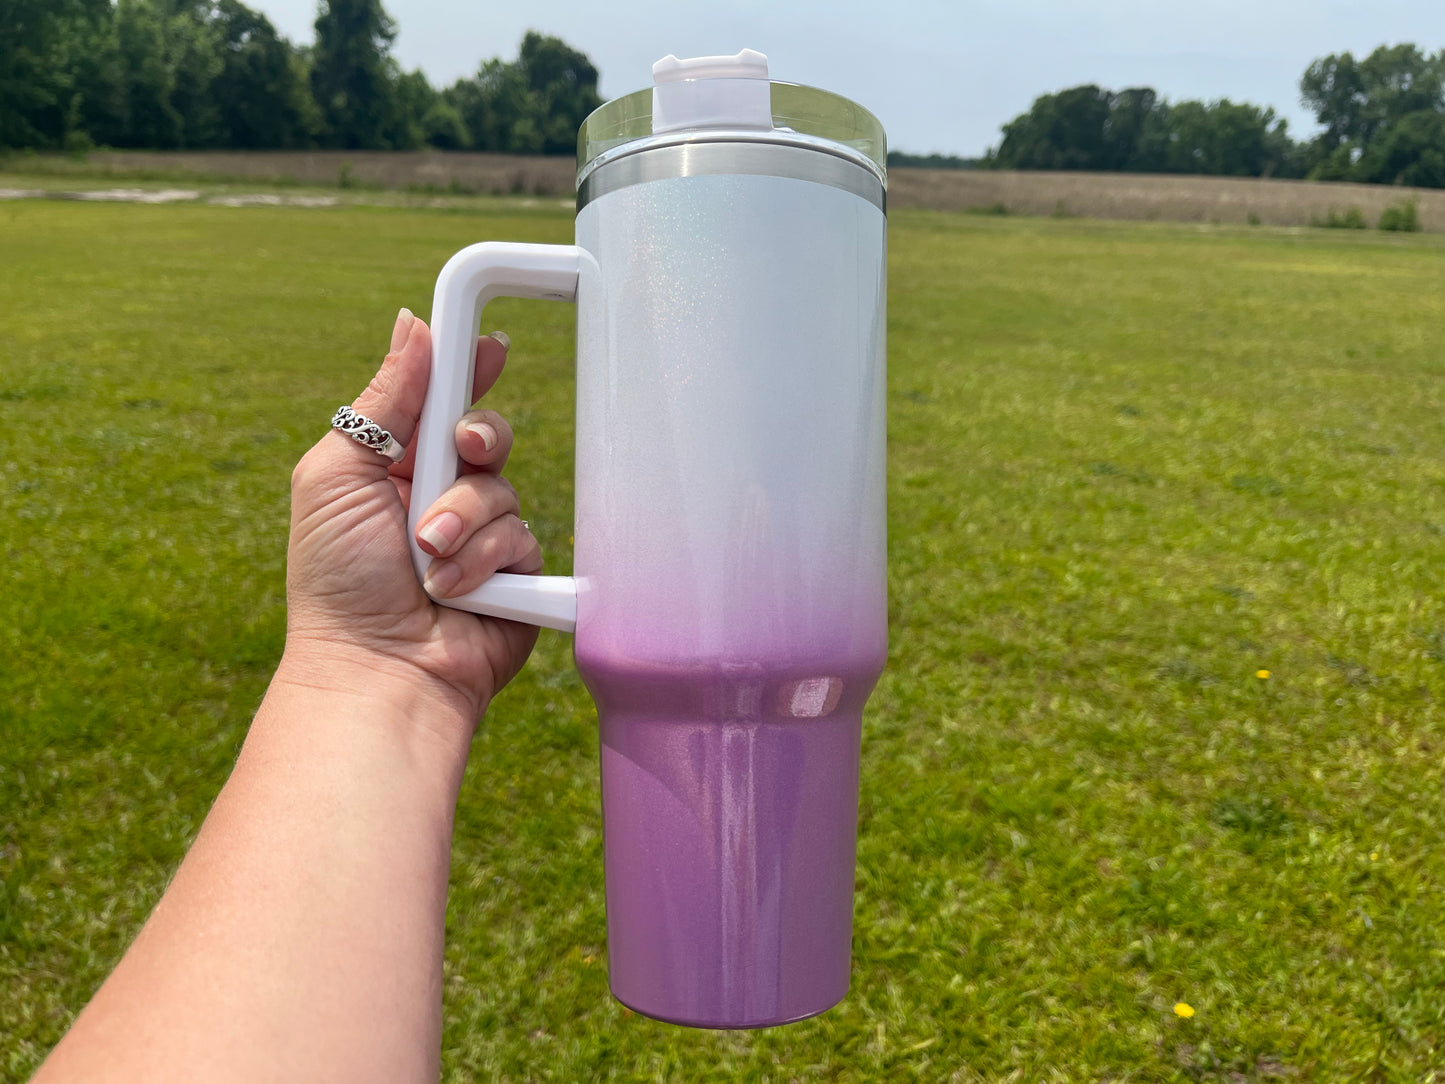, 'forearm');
37,649,477,1084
